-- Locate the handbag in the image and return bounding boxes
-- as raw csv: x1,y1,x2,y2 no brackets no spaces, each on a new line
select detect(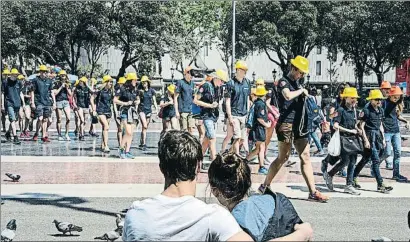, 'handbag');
328,130,341,156
340,135,363,154
158,107,164,119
